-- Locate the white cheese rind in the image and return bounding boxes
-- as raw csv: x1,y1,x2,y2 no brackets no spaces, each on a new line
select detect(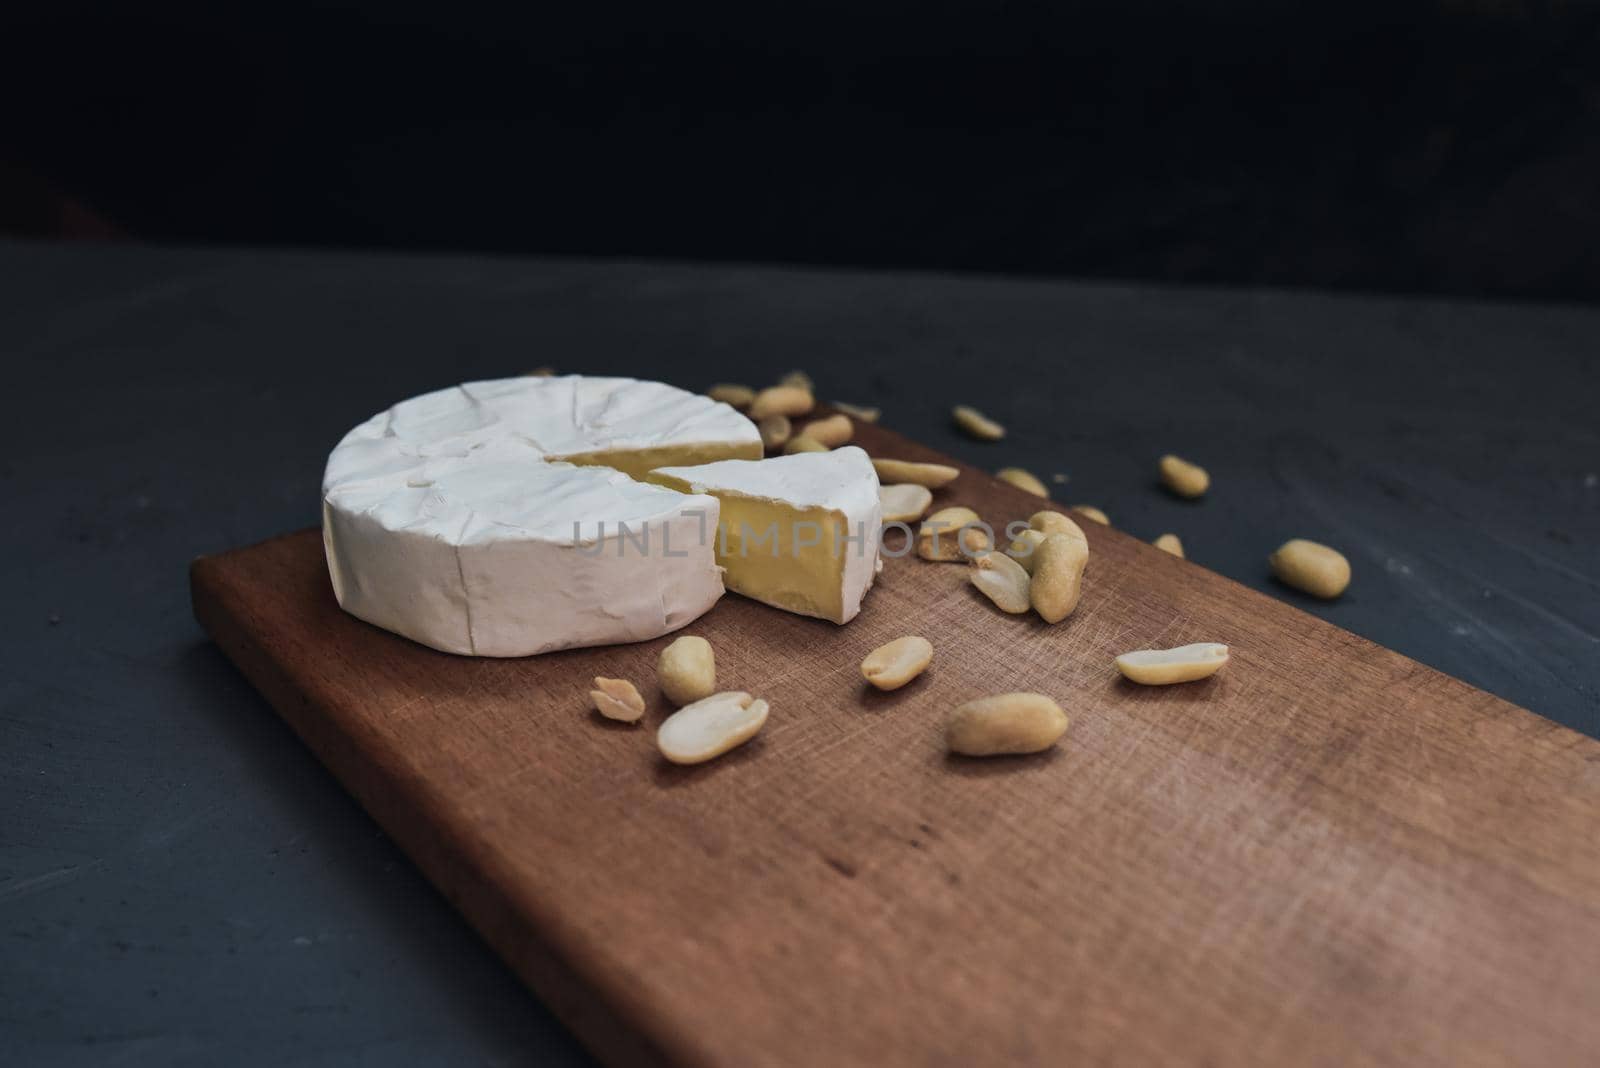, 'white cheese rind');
650,446,883,623
322,376,759,656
